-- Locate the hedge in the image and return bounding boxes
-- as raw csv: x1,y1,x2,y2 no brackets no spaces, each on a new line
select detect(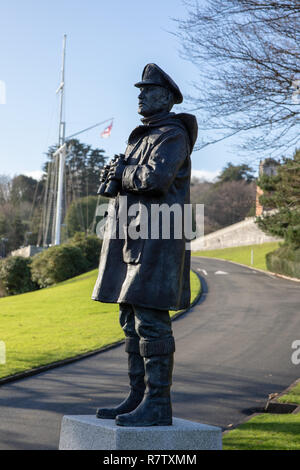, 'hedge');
31,244,88,288
266,244,300,279
0,256,38,296
70,232,102,270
